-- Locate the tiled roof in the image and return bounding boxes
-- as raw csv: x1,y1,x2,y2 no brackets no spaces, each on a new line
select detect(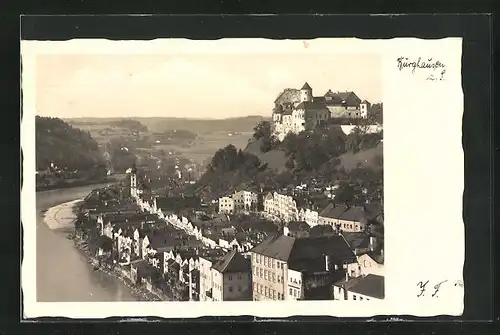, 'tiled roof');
324,91,361,107
301,82,312,90
295,100,329,111
286,221,311,232
211,249,251,274
309,225,334,237
344,274,385,299
341,232,371,249
250,235,295,261
251,234,356,267
339,206,366,222
319,203,348,219
289,235,357,265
